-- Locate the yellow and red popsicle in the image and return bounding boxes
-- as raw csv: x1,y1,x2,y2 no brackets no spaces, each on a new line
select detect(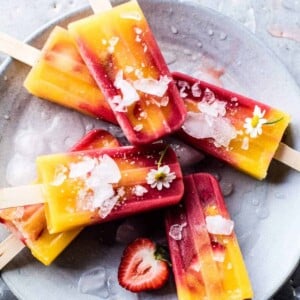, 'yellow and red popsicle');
37,143,183,233
68,0,186,145
173,72,290,179
165,173,253,300
0,129,120,266
23,26,117,123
